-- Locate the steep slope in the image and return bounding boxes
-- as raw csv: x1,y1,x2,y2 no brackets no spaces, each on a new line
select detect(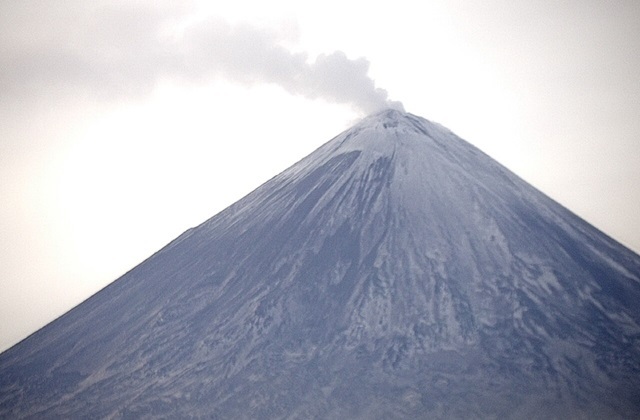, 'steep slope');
1,109,640,418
